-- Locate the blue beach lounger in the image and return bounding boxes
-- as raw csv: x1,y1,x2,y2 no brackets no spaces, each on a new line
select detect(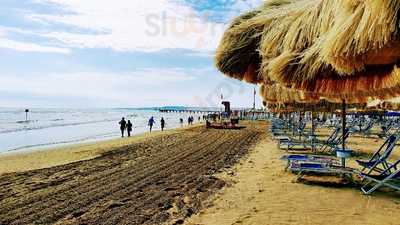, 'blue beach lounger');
359,159,400,195
356,135,398,175
288,162,355,180
281,154,340,169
